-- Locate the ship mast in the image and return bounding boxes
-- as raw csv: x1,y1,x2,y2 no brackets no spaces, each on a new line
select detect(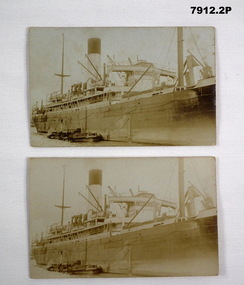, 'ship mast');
178,157,185,217
55,34,70,95
55,166,71,227
177,27,184,87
